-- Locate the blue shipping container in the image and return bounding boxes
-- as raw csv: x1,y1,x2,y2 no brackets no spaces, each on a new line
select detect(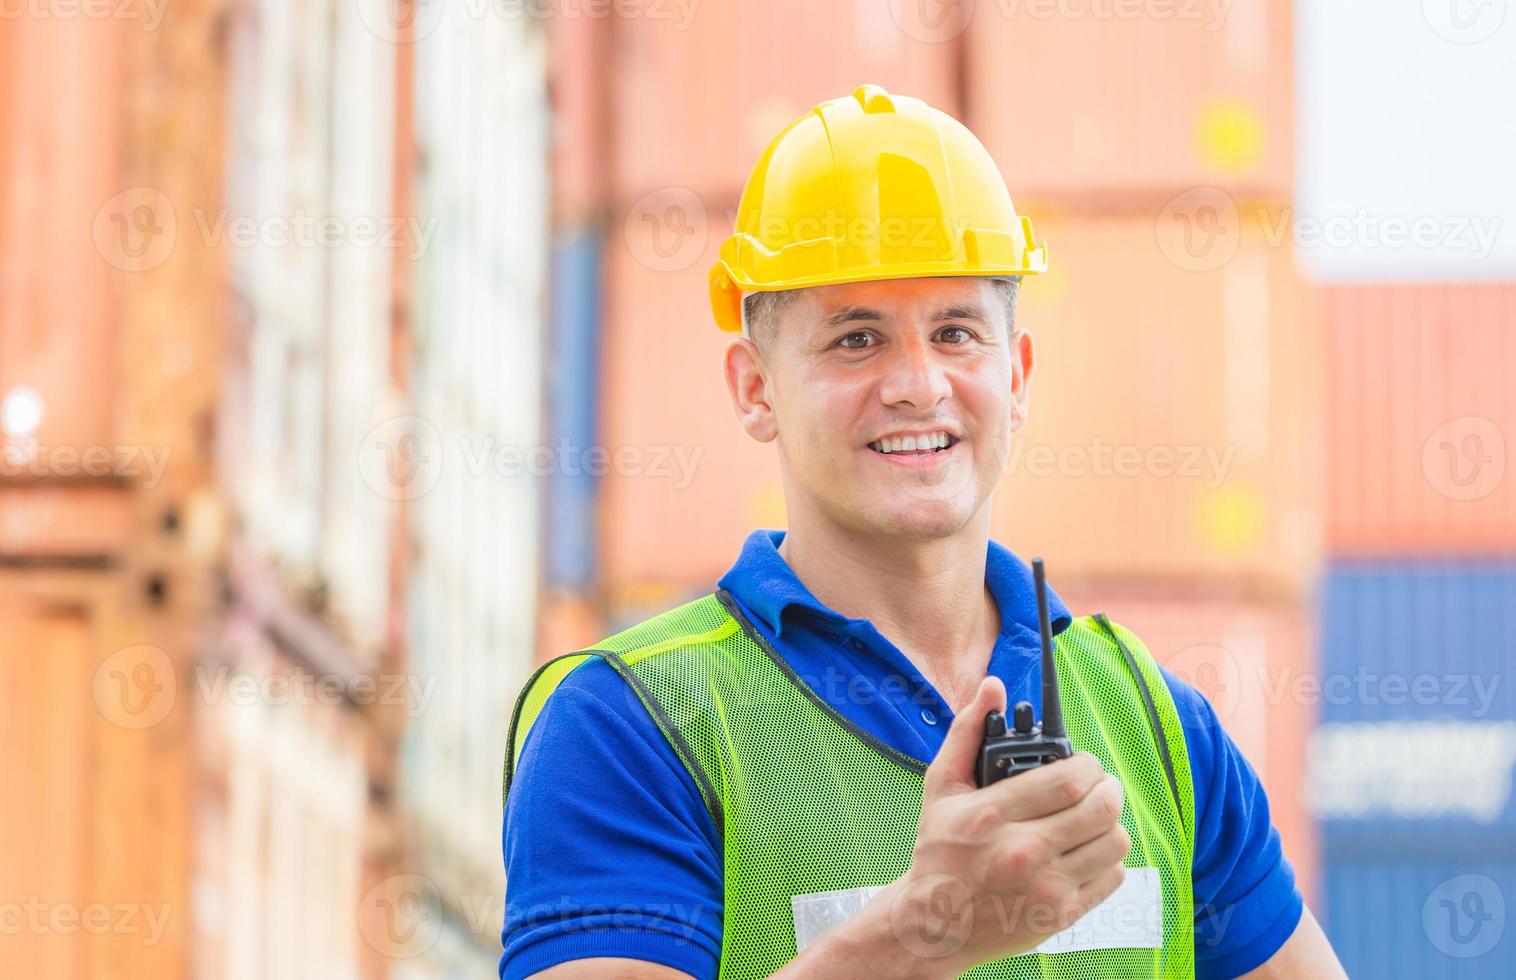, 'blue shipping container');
543,227,602,590
1311,561,1516,836
1322,837,1516,979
